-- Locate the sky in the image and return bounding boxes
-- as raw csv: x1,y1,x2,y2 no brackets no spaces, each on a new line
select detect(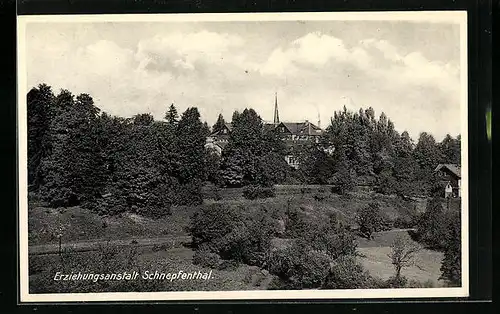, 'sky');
24,17,463,140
